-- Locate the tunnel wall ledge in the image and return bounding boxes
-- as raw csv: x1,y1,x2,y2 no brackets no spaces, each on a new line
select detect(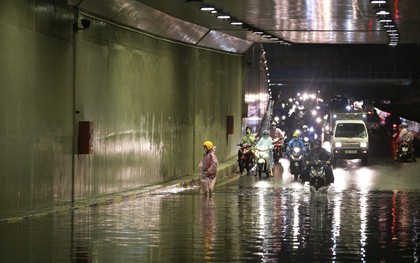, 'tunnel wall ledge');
0,157,240,224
